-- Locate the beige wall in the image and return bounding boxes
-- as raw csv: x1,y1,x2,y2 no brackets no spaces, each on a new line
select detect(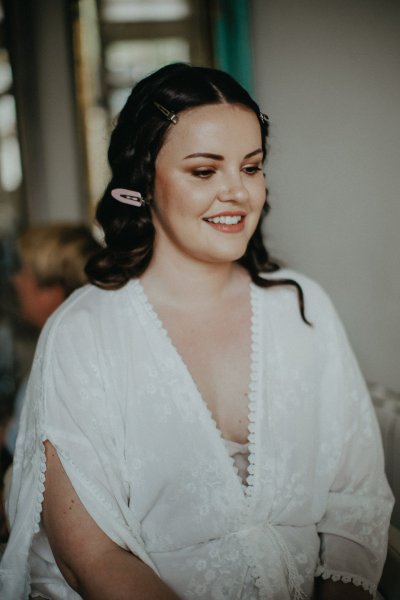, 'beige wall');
252,0,400,390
